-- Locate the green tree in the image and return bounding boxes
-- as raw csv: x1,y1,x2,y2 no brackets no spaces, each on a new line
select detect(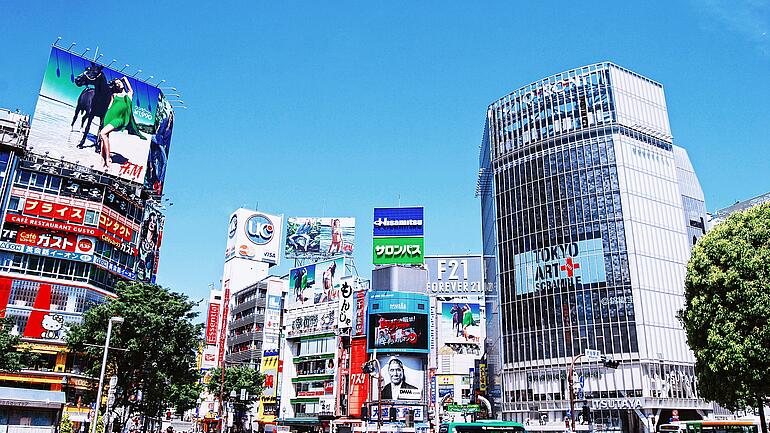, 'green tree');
679,203,770,433
0,317,37,372
60,414,73,433
205,366,264,433
66,282,203,431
